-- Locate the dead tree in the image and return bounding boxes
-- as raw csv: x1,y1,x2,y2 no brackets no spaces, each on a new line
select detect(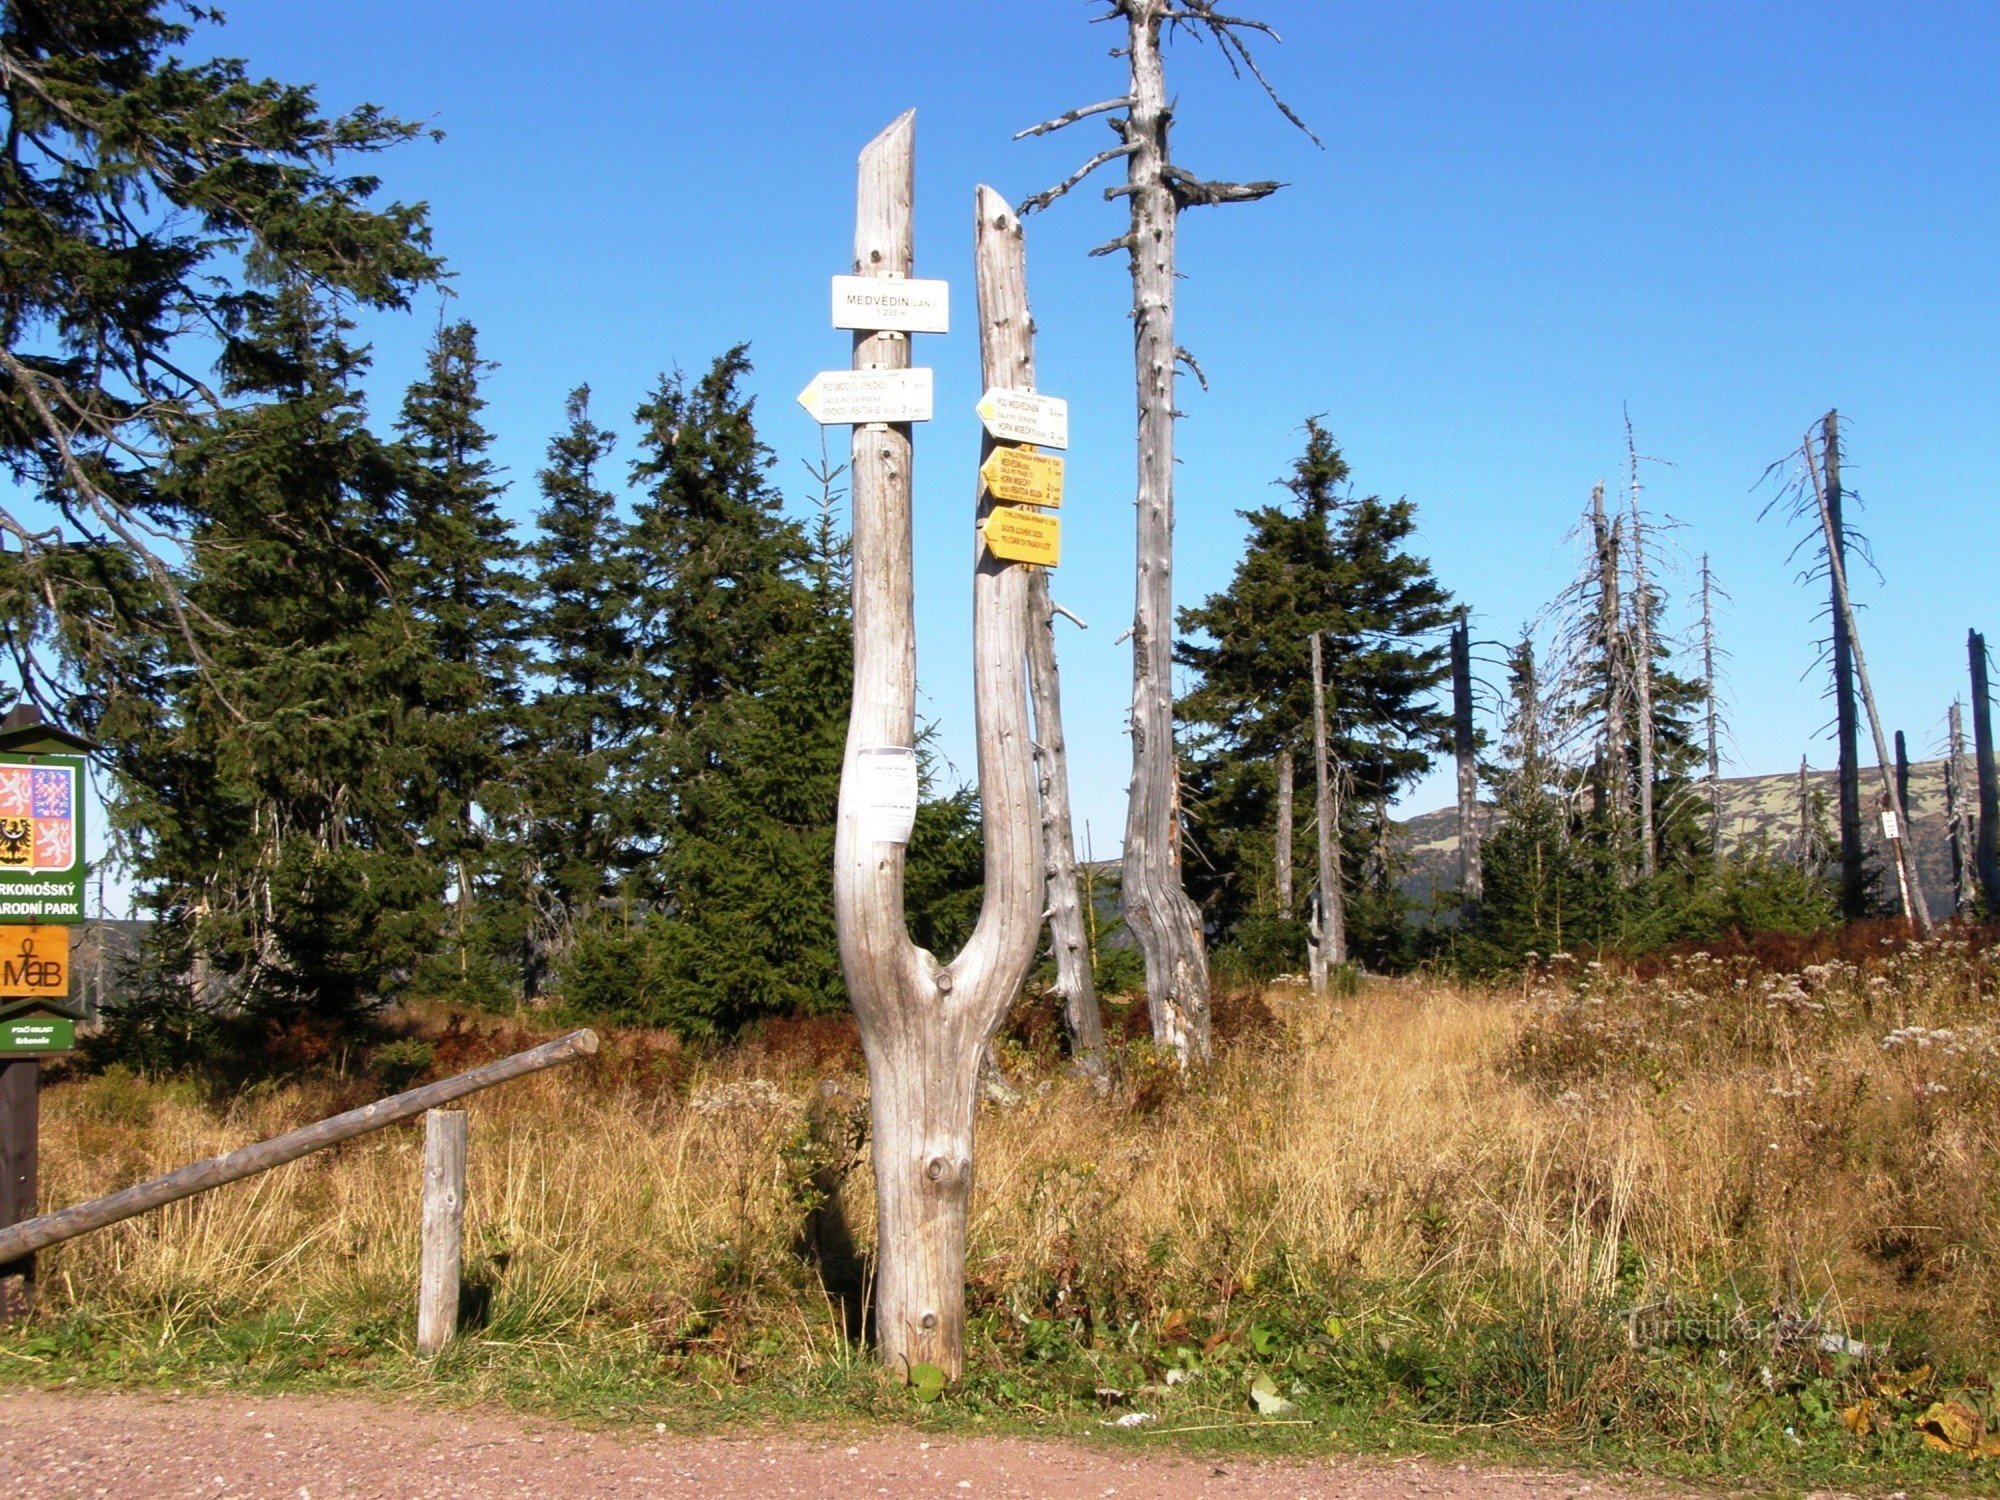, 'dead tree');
1972,629,2000,913
832,122,1043,1379
1588,482,1632,878
1307,630,1346,991
1799,434,1930,934
1624,415,1658,878
1449,608,1482,920
1274,747,1295,916
1699,554,1725,858
1794,756,1819,869
1945,701,1974,915
1018,0,1314,1064
1821,412,1867,917
1028,578,1109,1089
